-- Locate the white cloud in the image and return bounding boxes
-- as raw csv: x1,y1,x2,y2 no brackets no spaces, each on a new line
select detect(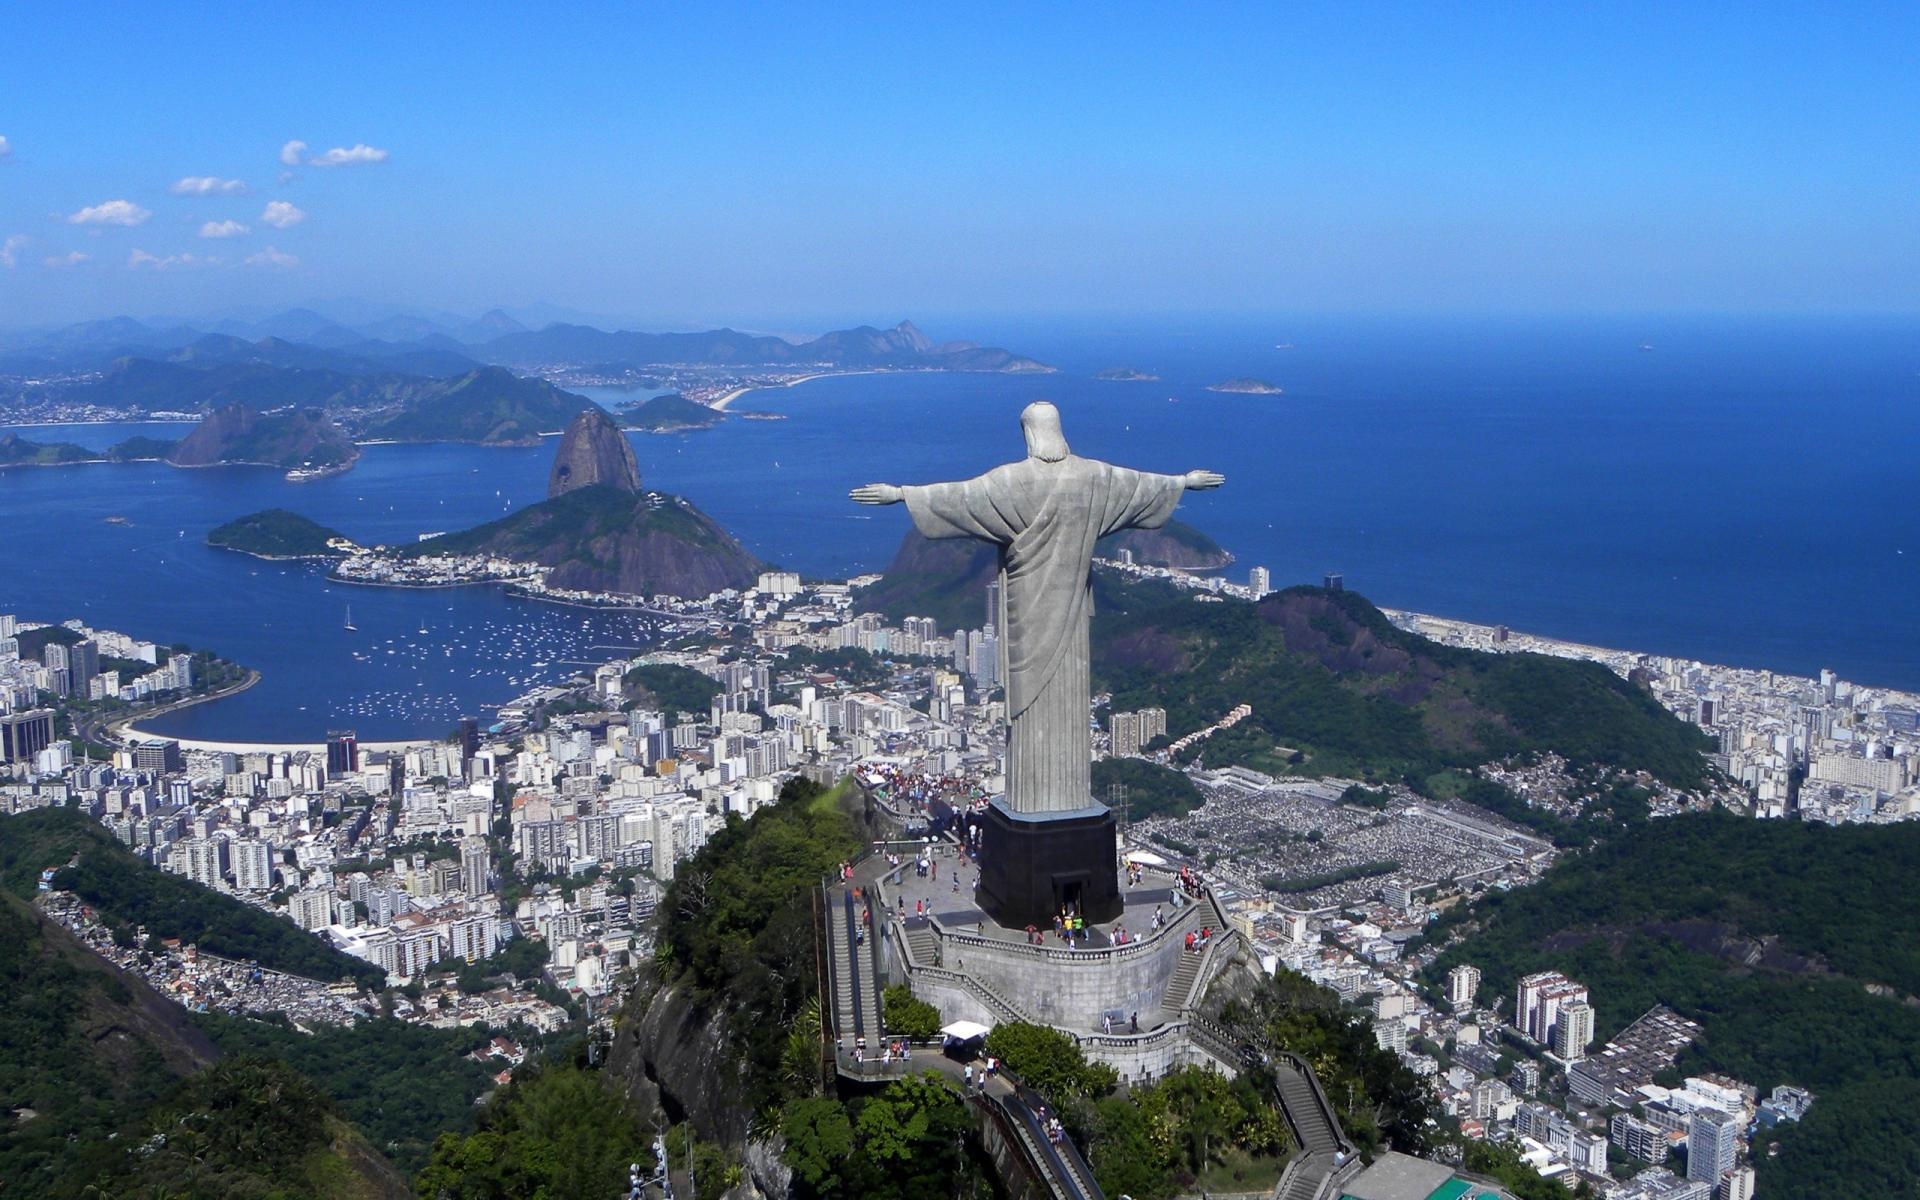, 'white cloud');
67,199,151,227
43,251,88,268
0,136,11,159
199,219,250,239
309,143,389,167
244,245,299,268
260,200,306,229
279,139,308,166
128,248,210,270
170,175,247,196
1,235,26,268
